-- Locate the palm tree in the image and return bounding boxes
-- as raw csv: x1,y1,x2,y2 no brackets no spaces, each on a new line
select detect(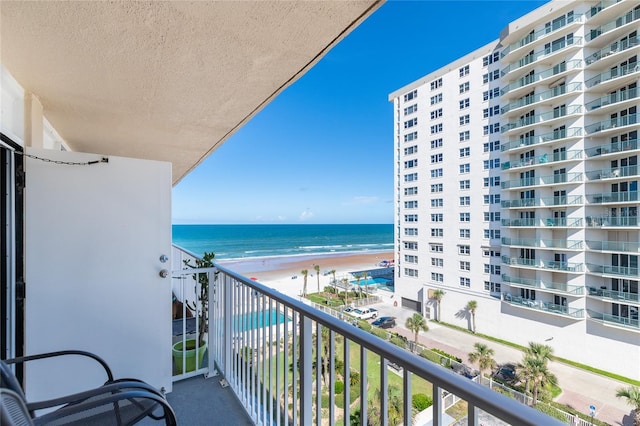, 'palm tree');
519,342,554,395
405,313,428,351
615,386,640,426
467,342,496,378
330,269,337,293
525,342,554,364
313,264,320,293
517,355,535,395
361,271,369,296
432,289,445,321
466,300,478,332
353,273,362,298
527,357,557,405
301,269,308,297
